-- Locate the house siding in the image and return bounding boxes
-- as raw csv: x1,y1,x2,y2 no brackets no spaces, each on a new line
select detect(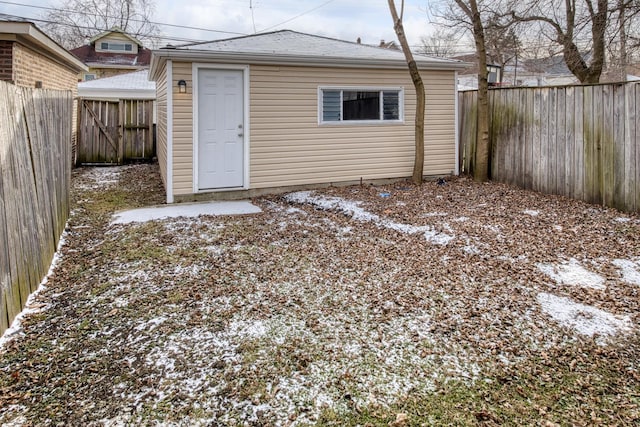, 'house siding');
249,65,456,188
156,63,168,188
171,61,194,196
12,42,79,90
166,62,456,196
94,33,140,54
